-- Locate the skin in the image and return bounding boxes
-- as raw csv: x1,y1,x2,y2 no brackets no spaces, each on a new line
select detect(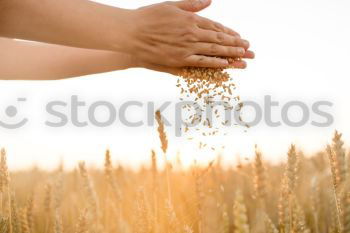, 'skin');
0,38,184,80
0,0,254,80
